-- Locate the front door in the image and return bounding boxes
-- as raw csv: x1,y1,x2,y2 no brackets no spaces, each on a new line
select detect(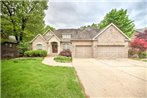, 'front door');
52,42,58,53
